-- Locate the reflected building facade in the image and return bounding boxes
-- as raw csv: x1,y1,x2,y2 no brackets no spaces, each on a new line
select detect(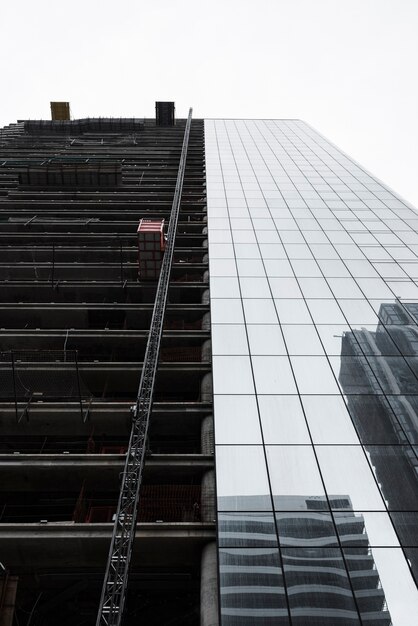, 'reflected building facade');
218,497,392,625
340,300,418,584
206,119,418,625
